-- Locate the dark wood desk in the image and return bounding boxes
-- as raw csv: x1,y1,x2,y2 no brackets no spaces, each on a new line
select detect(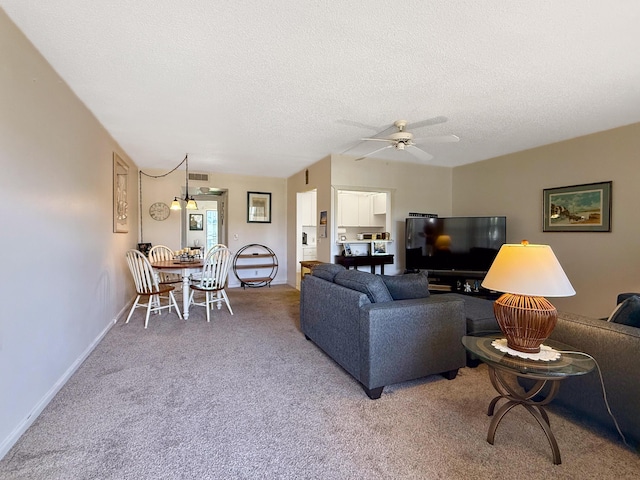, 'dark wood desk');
334,254,394,274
